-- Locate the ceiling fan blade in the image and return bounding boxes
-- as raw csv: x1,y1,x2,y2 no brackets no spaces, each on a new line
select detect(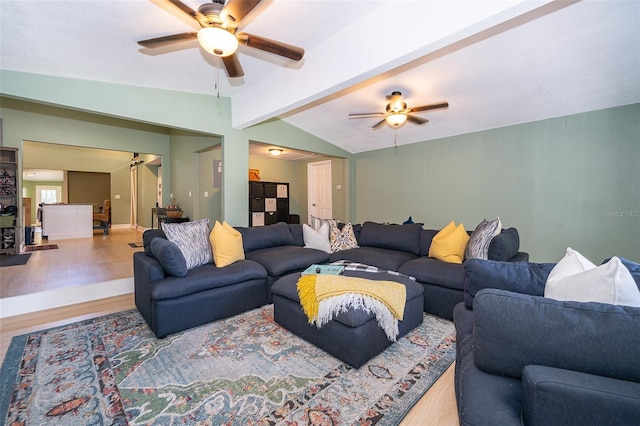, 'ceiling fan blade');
409,101,449,113
221,0,261,23
137,32,198,48
407,115,429,125
167,0,198,19
222,54,245,78
237,32,304,61
372,119,387,129
348,112,385,118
